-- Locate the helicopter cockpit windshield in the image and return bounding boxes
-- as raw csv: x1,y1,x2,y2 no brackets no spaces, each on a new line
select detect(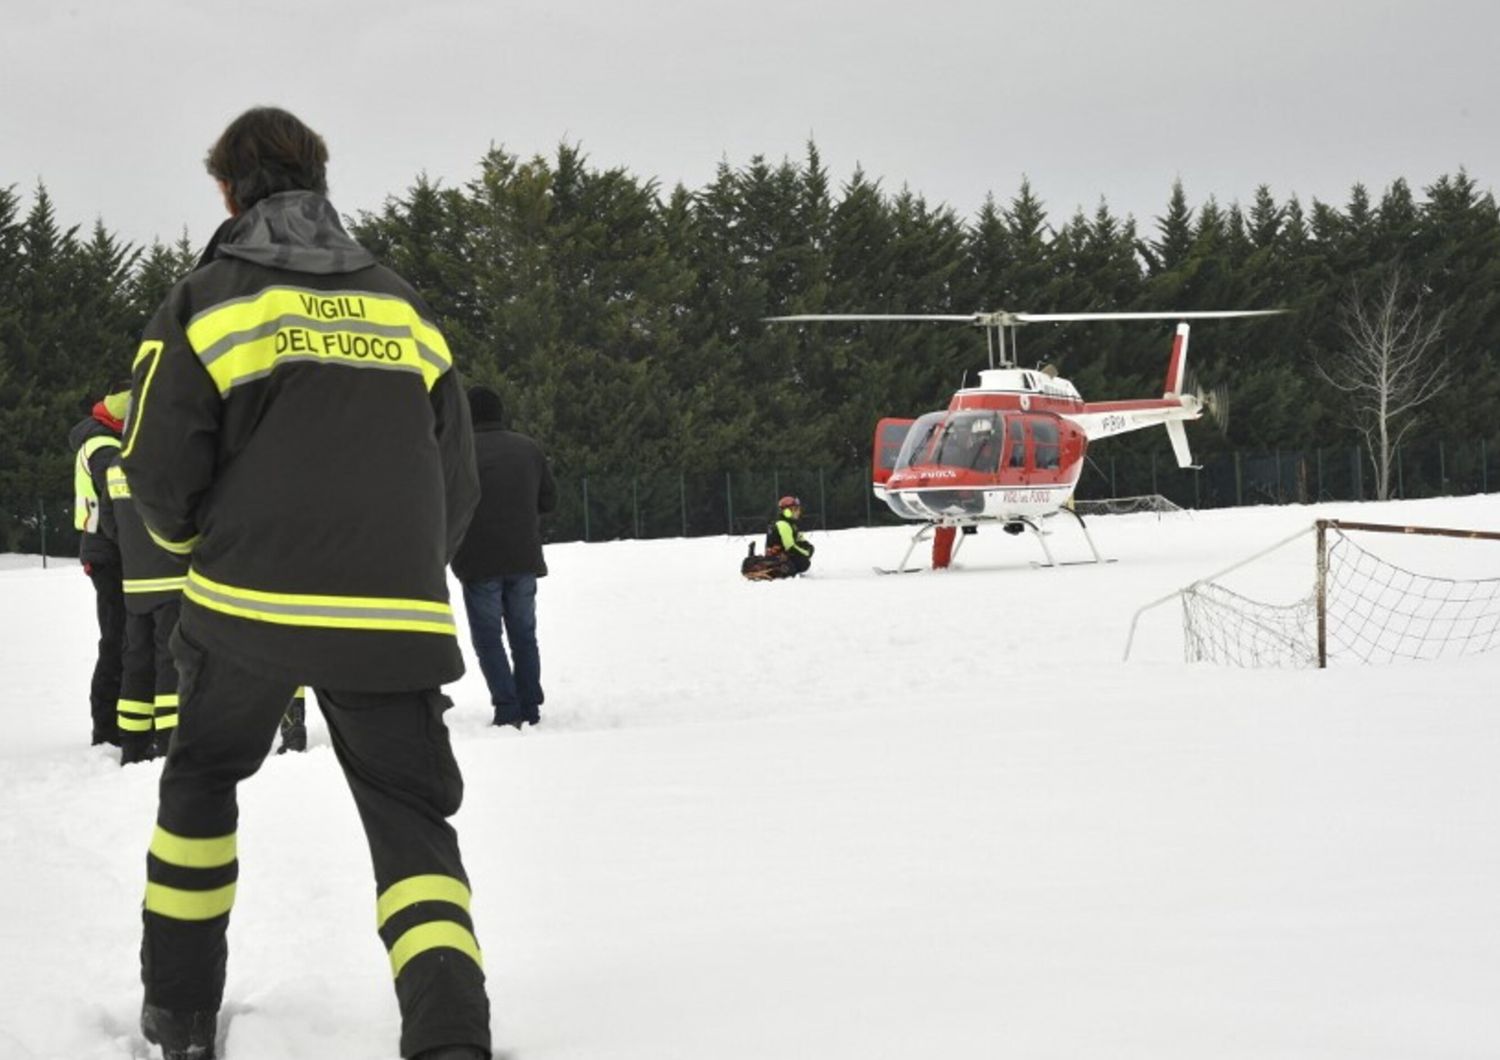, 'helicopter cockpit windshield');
892,410,1004,473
